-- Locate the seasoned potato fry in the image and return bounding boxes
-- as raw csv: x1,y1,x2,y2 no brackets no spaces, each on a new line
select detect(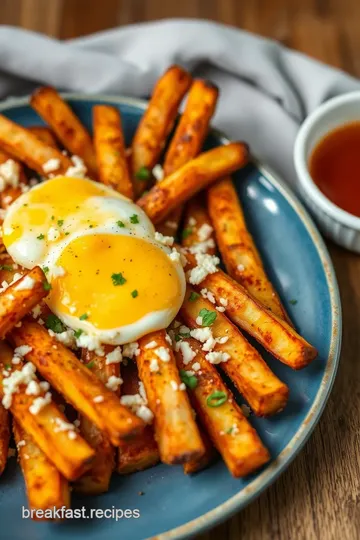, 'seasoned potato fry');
137,330,205,464
208,177,289,320
174,336,270,477
0,341,95,480
9,319,144,445
93,105,133,199
183,427,216,474
181,196,216,254
137,142,249,224
0,115,71,176
74,346,120,495
0,404,10,475
117,362,159,474
180,287,289,415
13,420,70,516
0,267,48,339
184,253,317,369
27,126,59,149
157,79,219,236
132,65,192,196
30,87,97,177
0,148,28,209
